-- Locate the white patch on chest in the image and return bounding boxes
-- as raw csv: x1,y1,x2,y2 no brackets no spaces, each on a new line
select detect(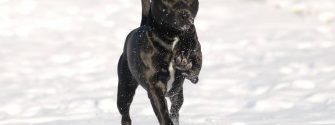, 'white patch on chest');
167,62,175,92
167,37,179,92
172,37,179,49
